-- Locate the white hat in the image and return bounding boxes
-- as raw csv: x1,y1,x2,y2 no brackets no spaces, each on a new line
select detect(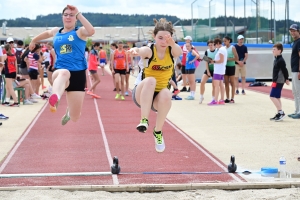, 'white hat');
237,35,244,40
184,36,192,41
6,37,14,43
